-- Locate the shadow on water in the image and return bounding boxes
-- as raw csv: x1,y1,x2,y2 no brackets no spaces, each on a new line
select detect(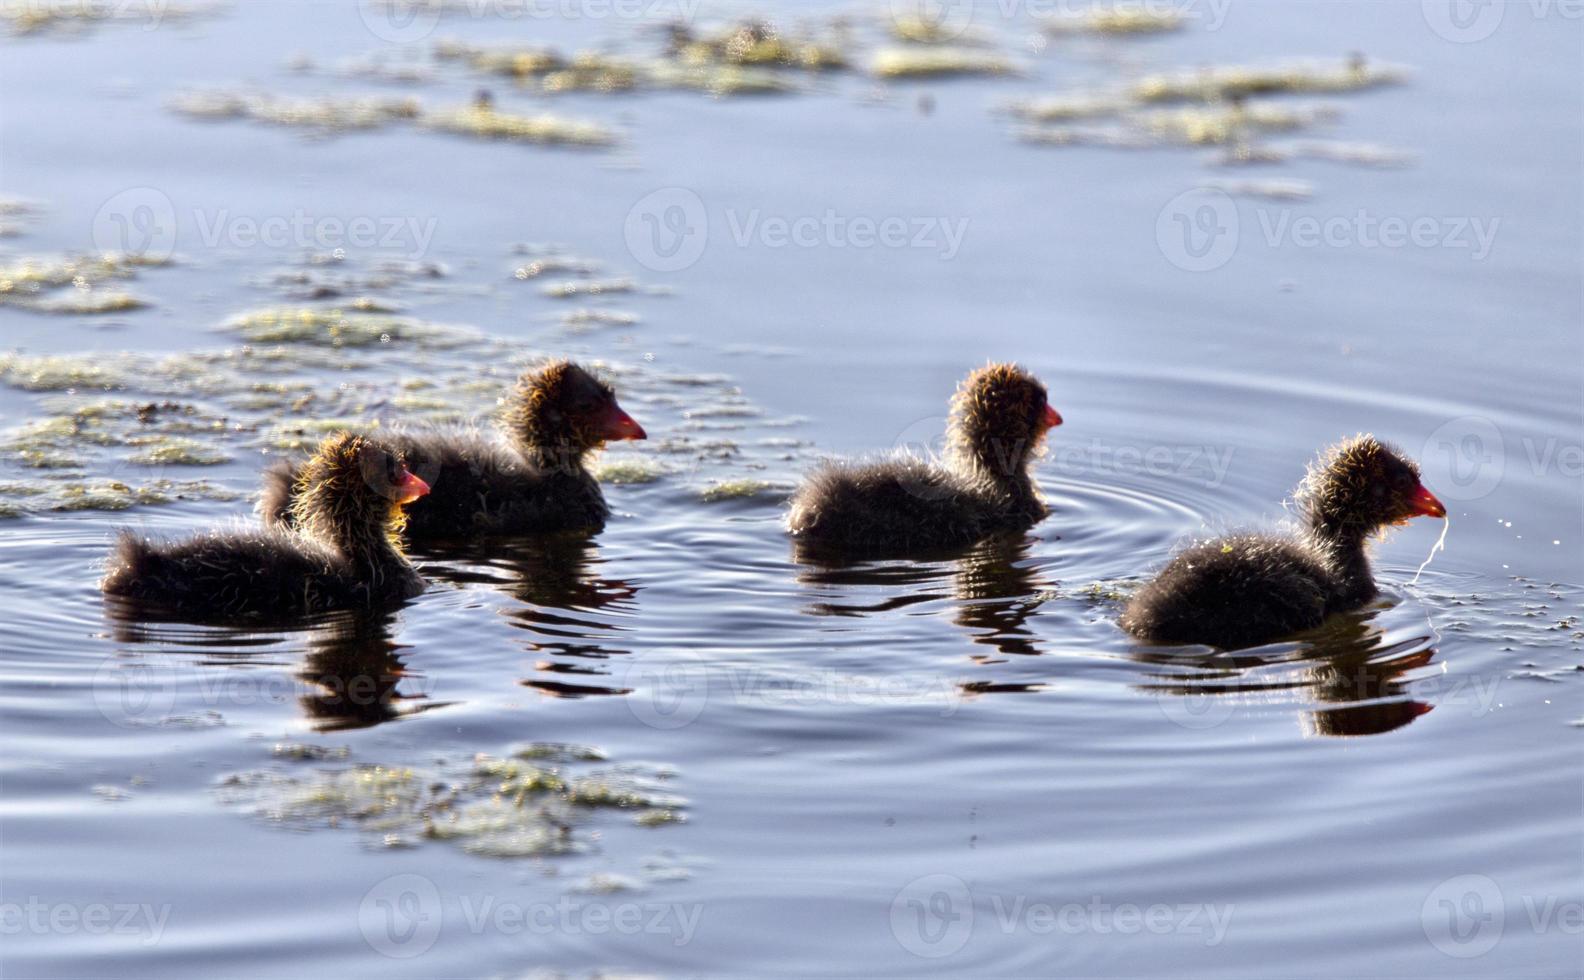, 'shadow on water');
413,533,639,699
1129,599,1441,738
